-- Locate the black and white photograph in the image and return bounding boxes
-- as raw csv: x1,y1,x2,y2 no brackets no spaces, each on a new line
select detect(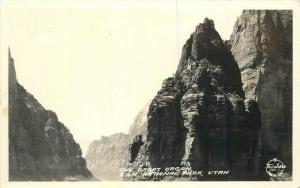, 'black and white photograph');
0,0,299,187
